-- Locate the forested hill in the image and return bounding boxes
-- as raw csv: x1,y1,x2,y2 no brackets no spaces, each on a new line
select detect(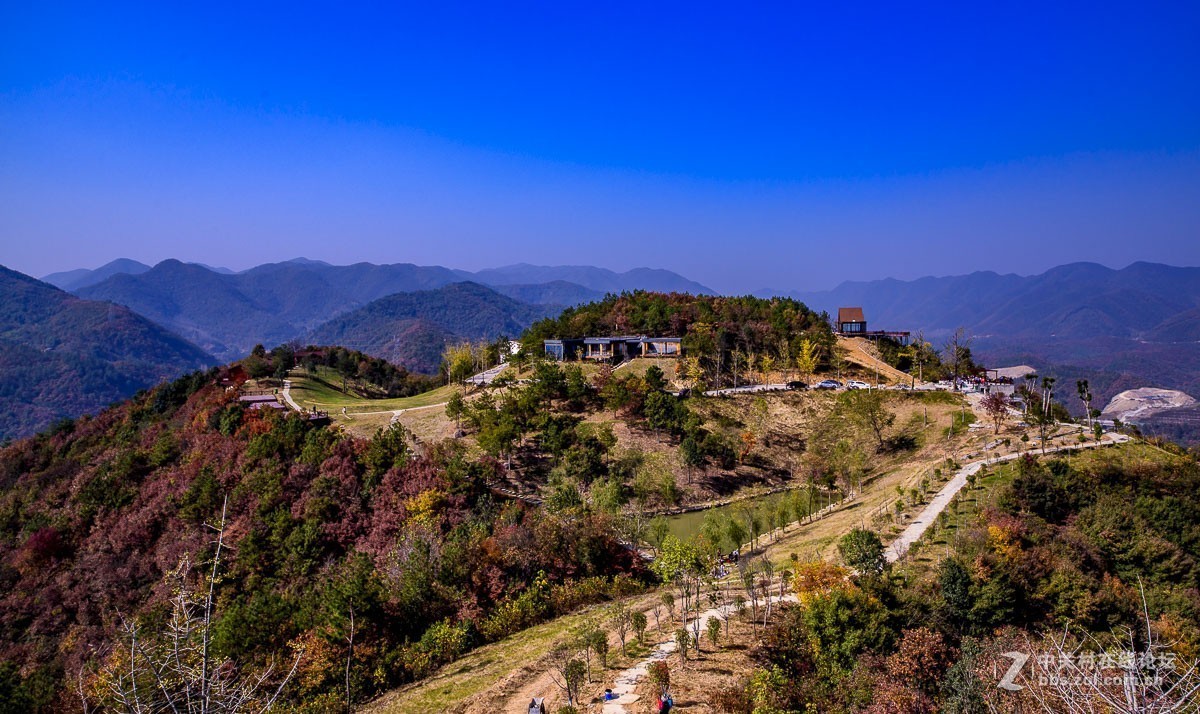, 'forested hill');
306,282,560,374
0,265,214,440
0,364,644,711
523,291,833,357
